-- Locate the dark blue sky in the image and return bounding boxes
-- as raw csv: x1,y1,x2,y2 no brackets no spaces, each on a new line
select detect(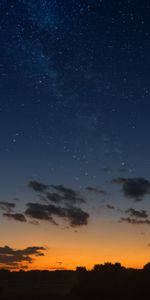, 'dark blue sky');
1,1,150,270
1,0,150,190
